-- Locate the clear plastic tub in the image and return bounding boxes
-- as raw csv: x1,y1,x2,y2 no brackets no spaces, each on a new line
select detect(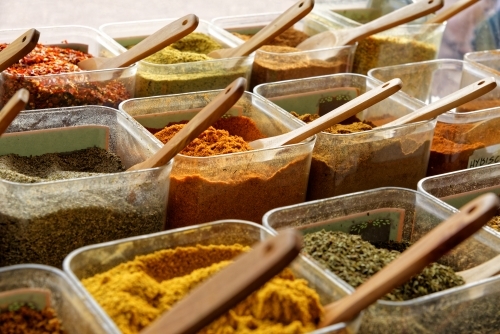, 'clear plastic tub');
254,74,433,200
263,187,500,334
100,19,252,97
0,264,110,333
465,49,500,77
369,59,500,176
0,106,172,268
418,162,500,238
120,90,313,228
0,26,134,110
313,0,429,24
303,8,445,75
63,220,360,334
212,12,356,89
